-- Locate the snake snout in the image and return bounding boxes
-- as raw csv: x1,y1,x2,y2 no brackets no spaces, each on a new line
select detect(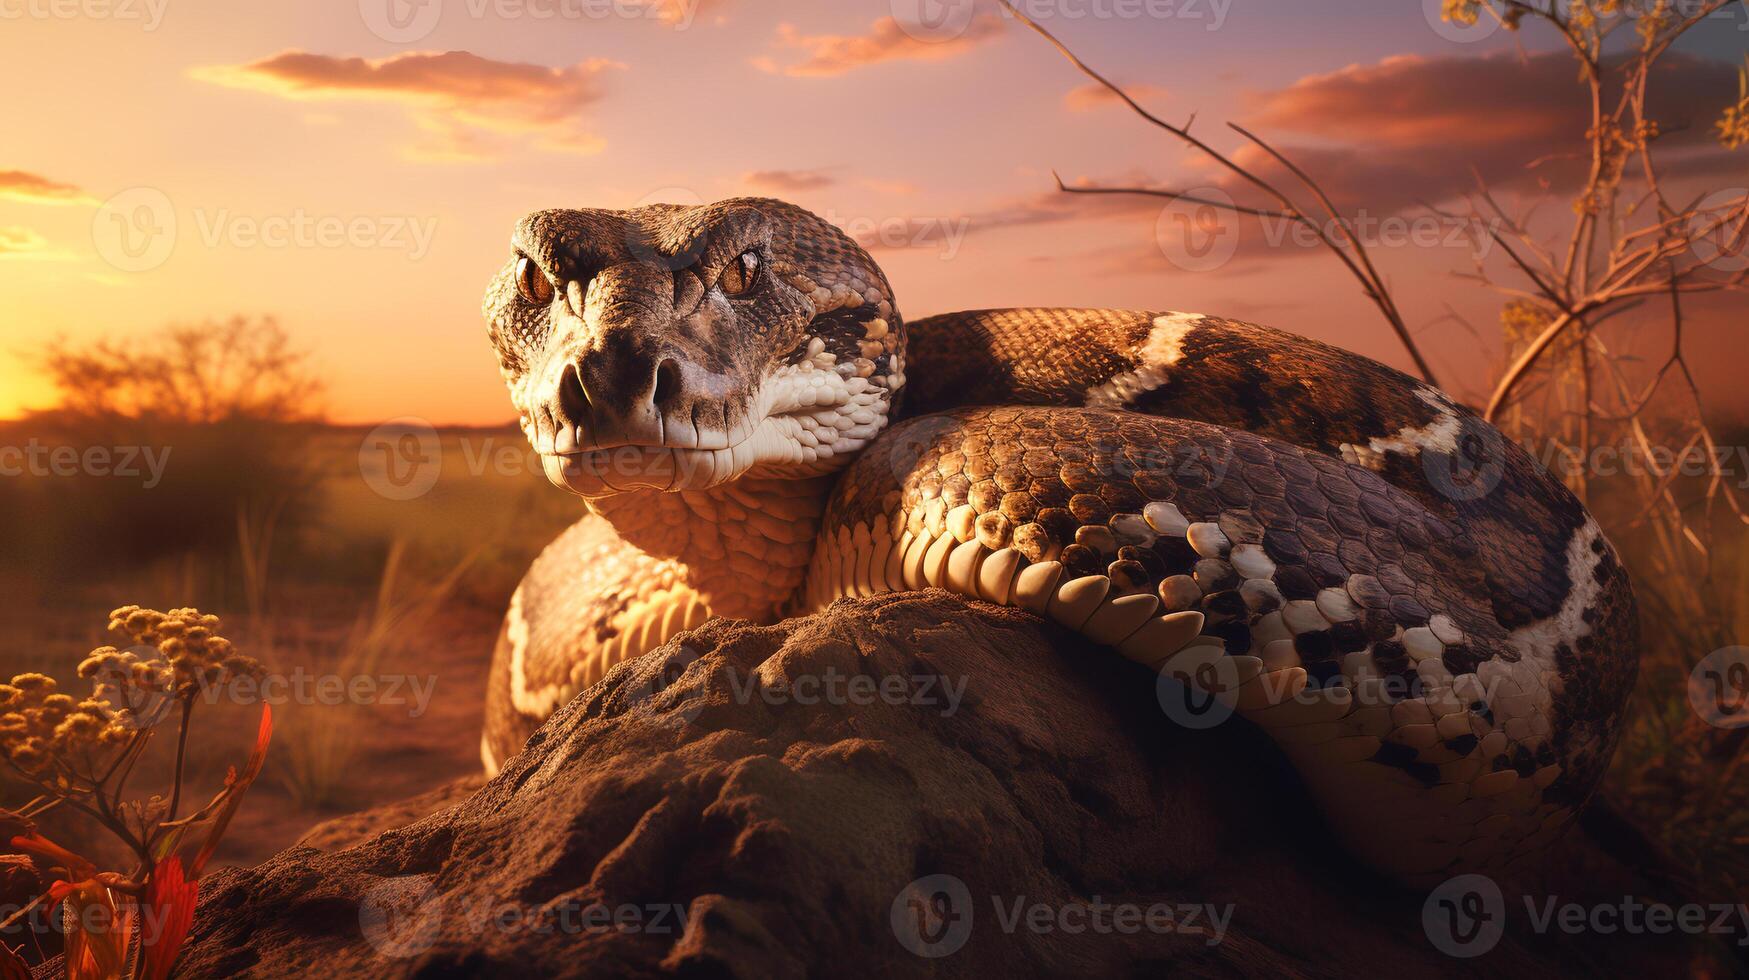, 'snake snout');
547,339,698,454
